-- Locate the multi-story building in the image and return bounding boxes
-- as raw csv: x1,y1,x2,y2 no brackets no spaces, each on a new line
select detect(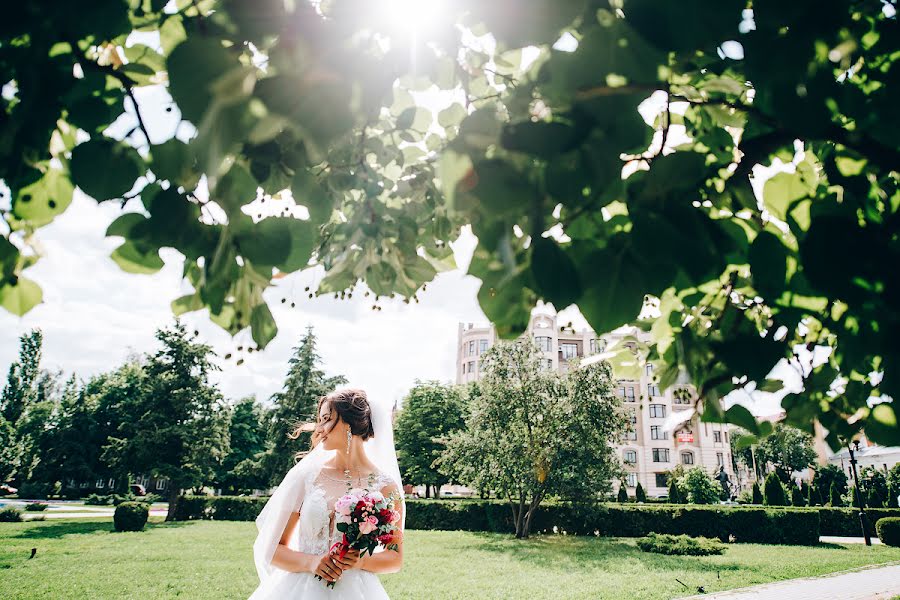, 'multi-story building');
456,309,735,498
